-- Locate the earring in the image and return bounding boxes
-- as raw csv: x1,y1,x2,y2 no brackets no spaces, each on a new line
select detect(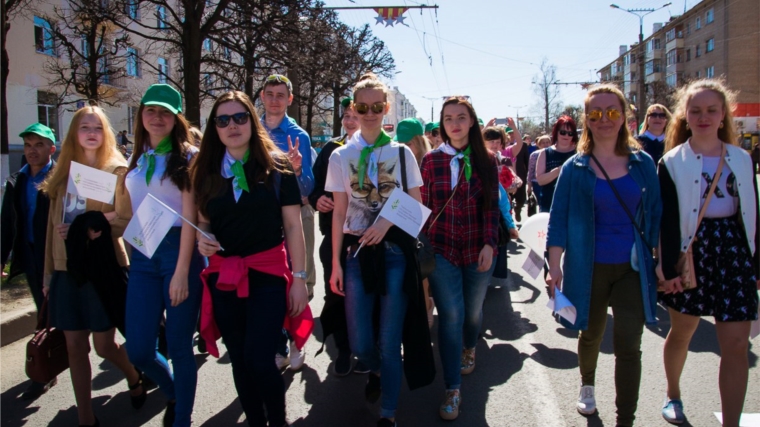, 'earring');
685,122,689,130
719,121,724,129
